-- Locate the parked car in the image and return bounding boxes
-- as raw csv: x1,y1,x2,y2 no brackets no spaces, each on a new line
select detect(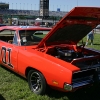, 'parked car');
0,7,100,95
0,24,6,27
